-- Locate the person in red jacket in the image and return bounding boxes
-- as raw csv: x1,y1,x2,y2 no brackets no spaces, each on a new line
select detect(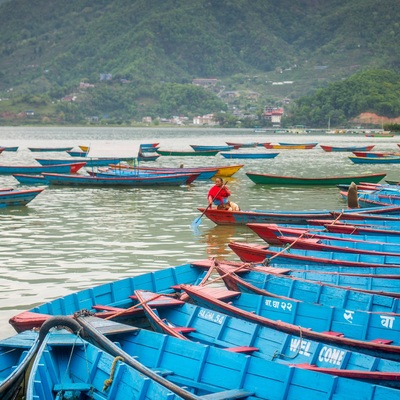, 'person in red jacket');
208,177,239,211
